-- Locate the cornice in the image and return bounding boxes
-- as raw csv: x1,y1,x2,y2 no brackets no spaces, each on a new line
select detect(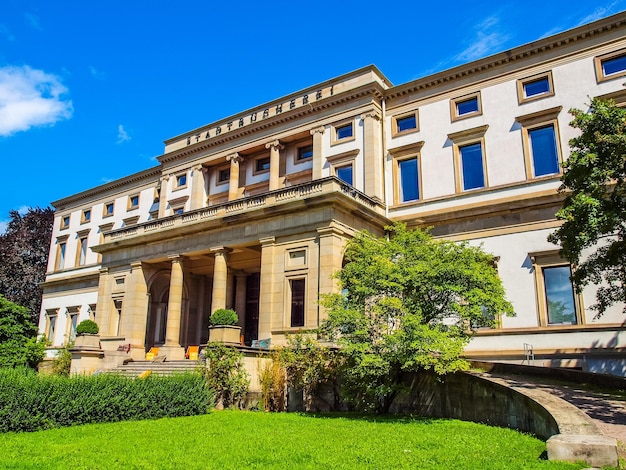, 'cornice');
385,11,626,101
